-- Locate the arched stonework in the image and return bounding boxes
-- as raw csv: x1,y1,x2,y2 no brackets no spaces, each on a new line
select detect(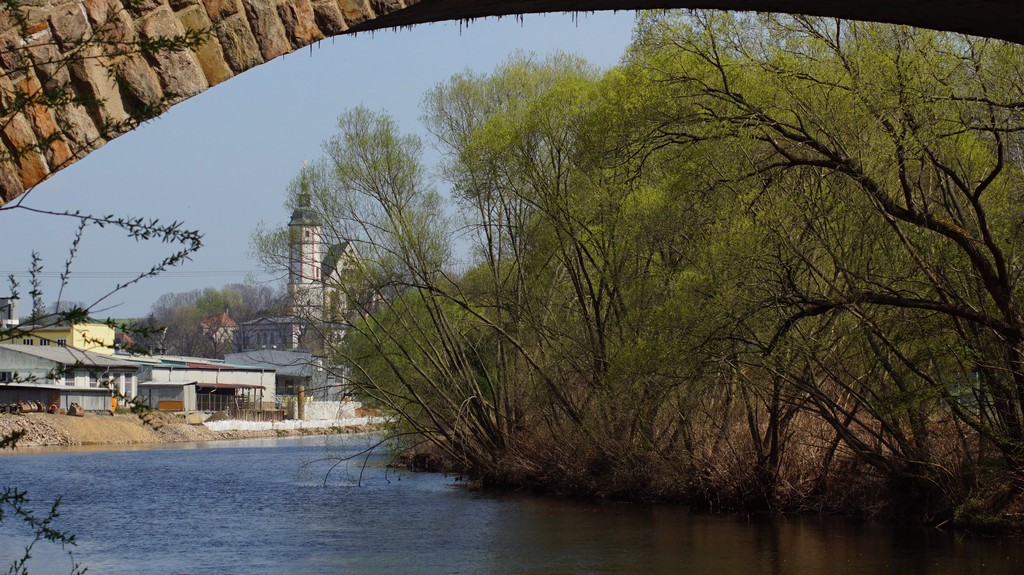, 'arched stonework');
2,0,1023,204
